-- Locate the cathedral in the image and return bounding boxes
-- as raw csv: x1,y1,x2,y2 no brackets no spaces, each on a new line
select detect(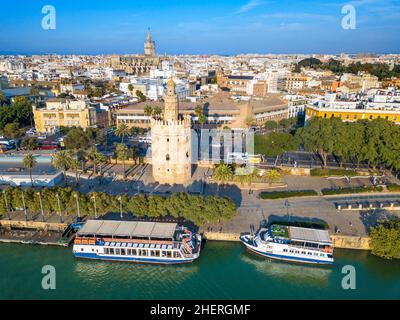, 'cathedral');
109,30,159,75
151,78,192,185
